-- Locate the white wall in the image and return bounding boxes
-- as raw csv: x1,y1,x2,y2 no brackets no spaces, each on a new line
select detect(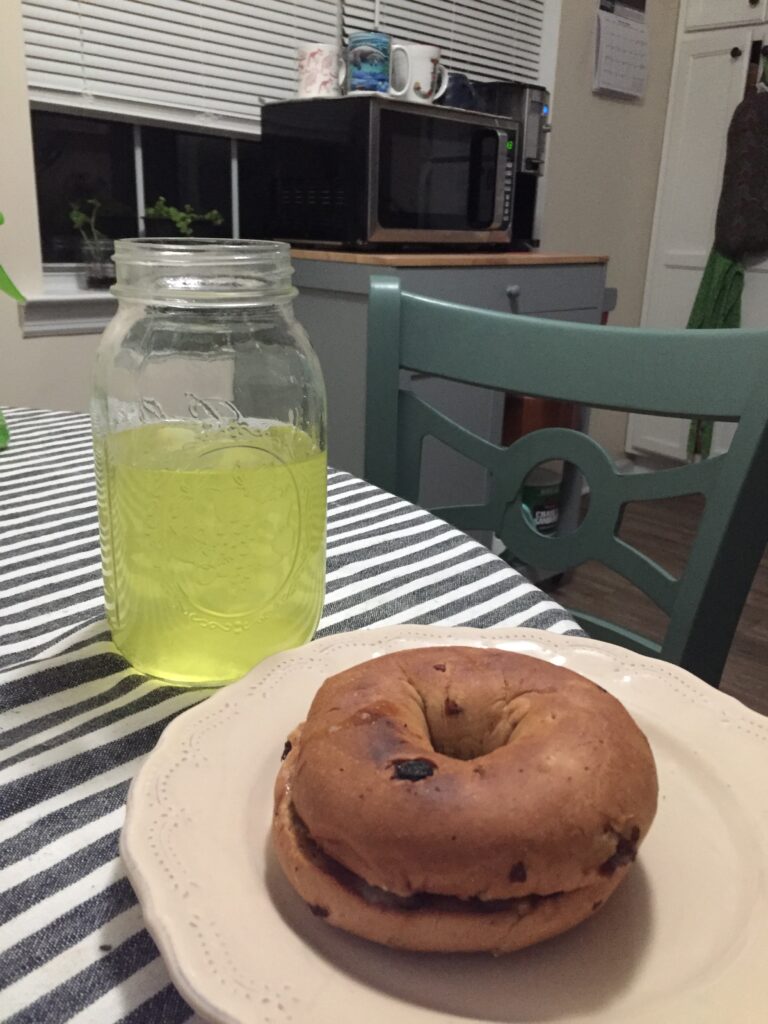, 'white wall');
539,0,564,96
0,0,100,414
540,0,681,455
1,329,102,411
0,1,41,298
